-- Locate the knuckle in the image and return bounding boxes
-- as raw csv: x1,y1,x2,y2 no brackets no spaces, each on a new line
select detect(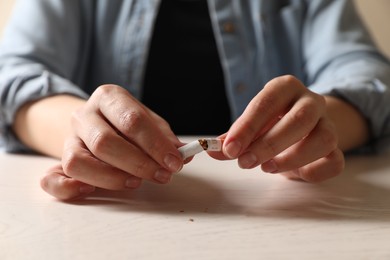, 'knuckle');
300,150,345,183
261,138,279,156
237,120,258,139
303,174,321,184
291,105,315,127
92,84,124,101
294,96,322,124
119,109,144,132
307,92,326,112
56,178,76,200
299,168,323,183
280,74,299,85
93,85,112,99
319,125,338,150
157,117,172,132
88,130,113,156
276,75,304,90
95,84,116,96
264,75,301,94
315,94,326,108
62,152,81,178
146,138,162,154
250,94,275,115
132,157,151,177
